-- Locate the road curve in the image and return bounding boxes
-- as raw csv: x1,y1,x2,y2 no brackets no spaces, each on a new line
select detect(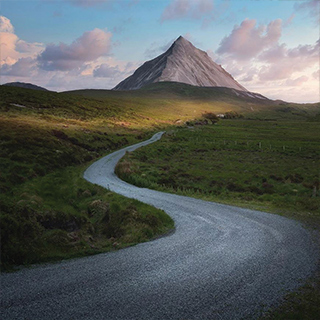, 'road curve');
1,132,318,320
